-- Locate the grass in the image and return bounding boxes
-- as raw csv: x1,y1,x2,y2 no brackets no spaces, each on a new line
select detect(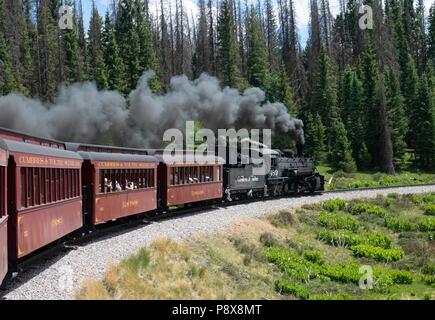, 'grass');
317,165,435,191
76,193,435,300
